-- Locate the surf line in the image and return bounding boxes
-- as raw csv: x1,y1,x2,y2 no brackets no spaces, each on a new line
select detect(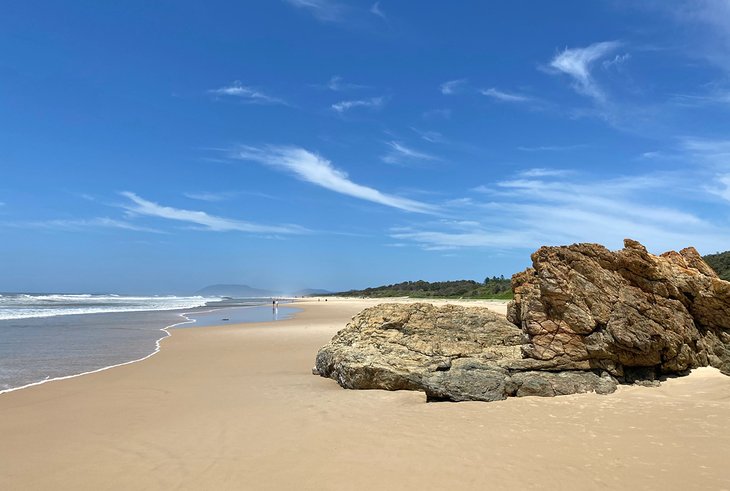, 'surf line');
0,312,198,396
